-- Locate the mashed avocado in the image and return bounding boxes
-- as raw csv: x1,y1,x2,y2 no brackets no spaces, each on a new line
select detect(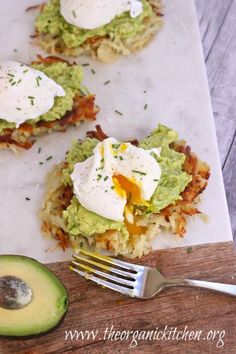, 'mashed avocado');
0,62,84,133
36,0,154,49
139,125,192,212
64,197,128,237
62,125,192,237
